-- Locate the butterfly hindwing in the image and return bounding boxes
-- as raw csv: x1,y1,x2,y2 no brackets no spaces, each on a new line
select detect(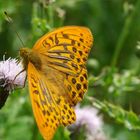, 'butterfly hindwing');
28,62,76,140
28,63,58,140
